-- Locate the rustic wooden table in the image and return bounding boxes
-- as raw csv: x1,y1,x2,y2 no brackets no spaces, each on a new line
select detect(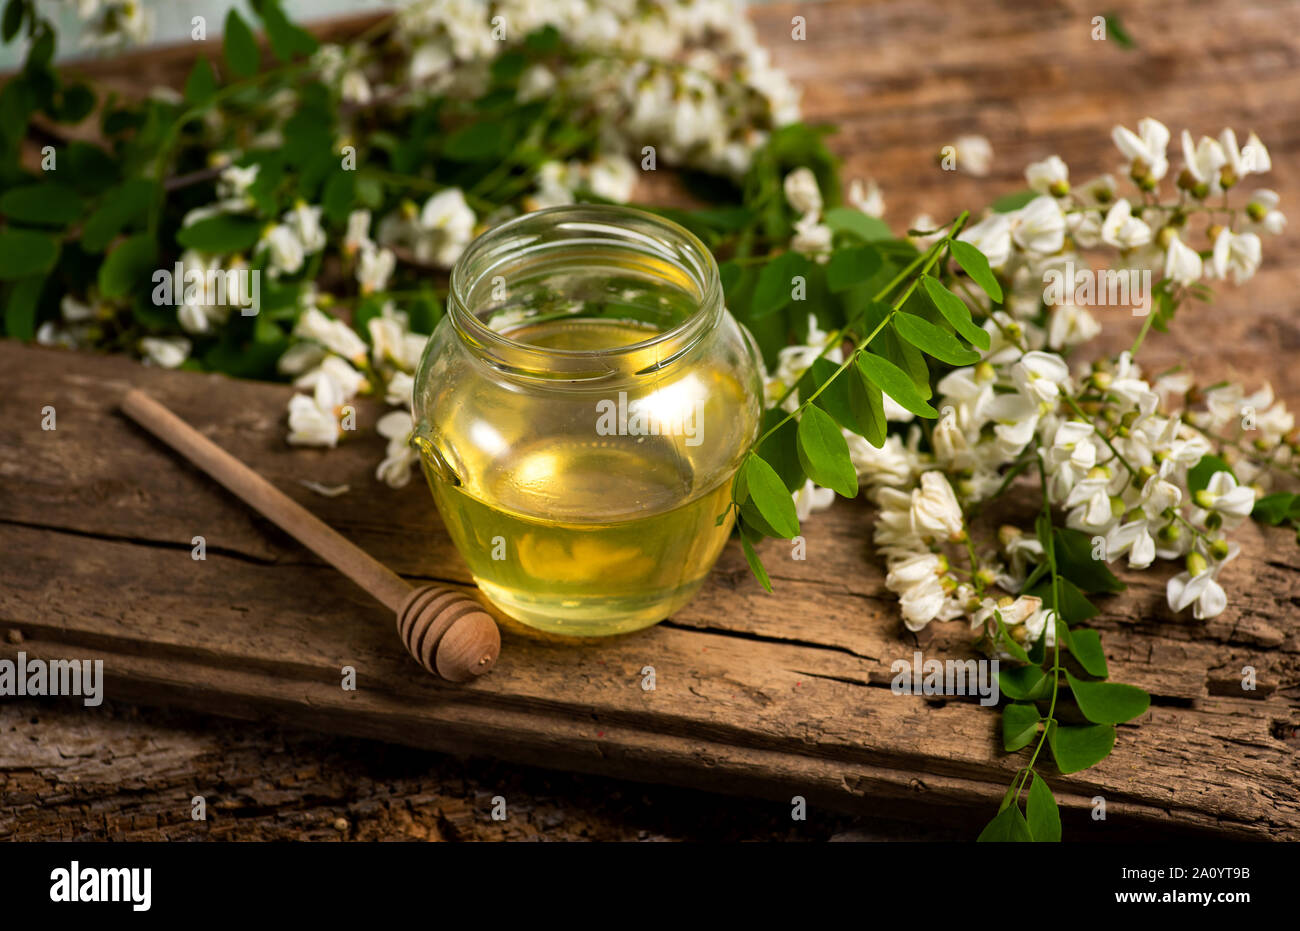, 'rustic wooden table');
3,0,1299,842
